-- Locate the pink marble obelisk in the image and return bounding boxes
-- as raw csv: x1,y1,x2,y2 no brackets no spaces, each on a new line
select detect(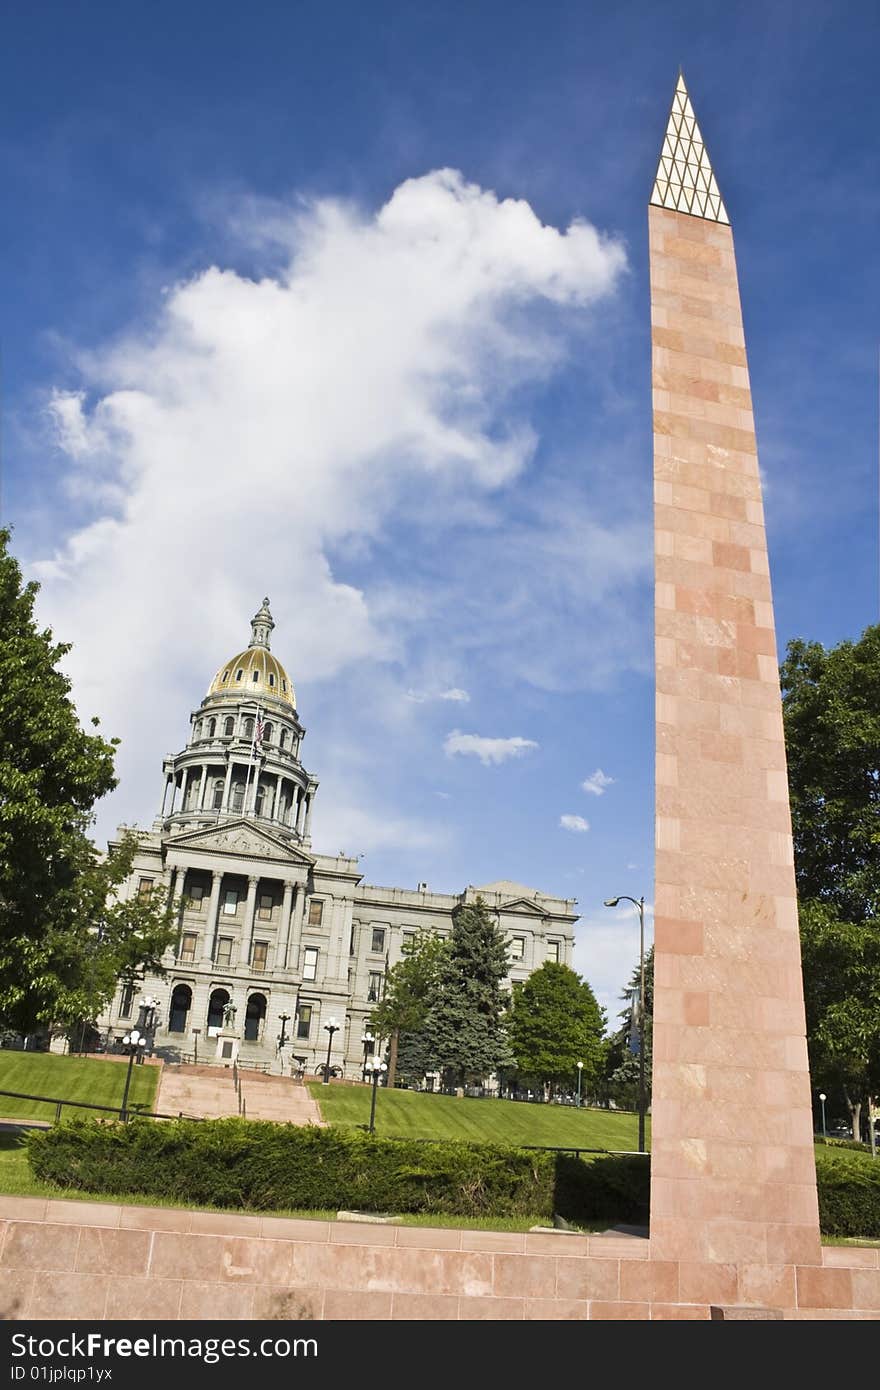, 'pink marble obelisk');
648,75,821,1268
